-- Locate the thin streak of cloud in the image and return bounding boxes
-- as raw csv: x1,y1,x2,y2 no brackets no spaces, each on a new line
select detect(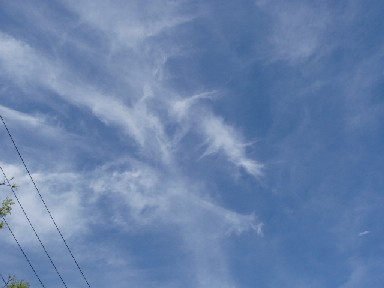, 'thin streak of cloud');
88,160,262,287
0,30,262,177
171,91,217,119
0,32,172,162
0,32,52,85
0,105,43,127
358,230,370,237
256,1,331,63
90,160,261,234
200,115,263,177
63,0,195,50
0,2,265,287
0,163,88,243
